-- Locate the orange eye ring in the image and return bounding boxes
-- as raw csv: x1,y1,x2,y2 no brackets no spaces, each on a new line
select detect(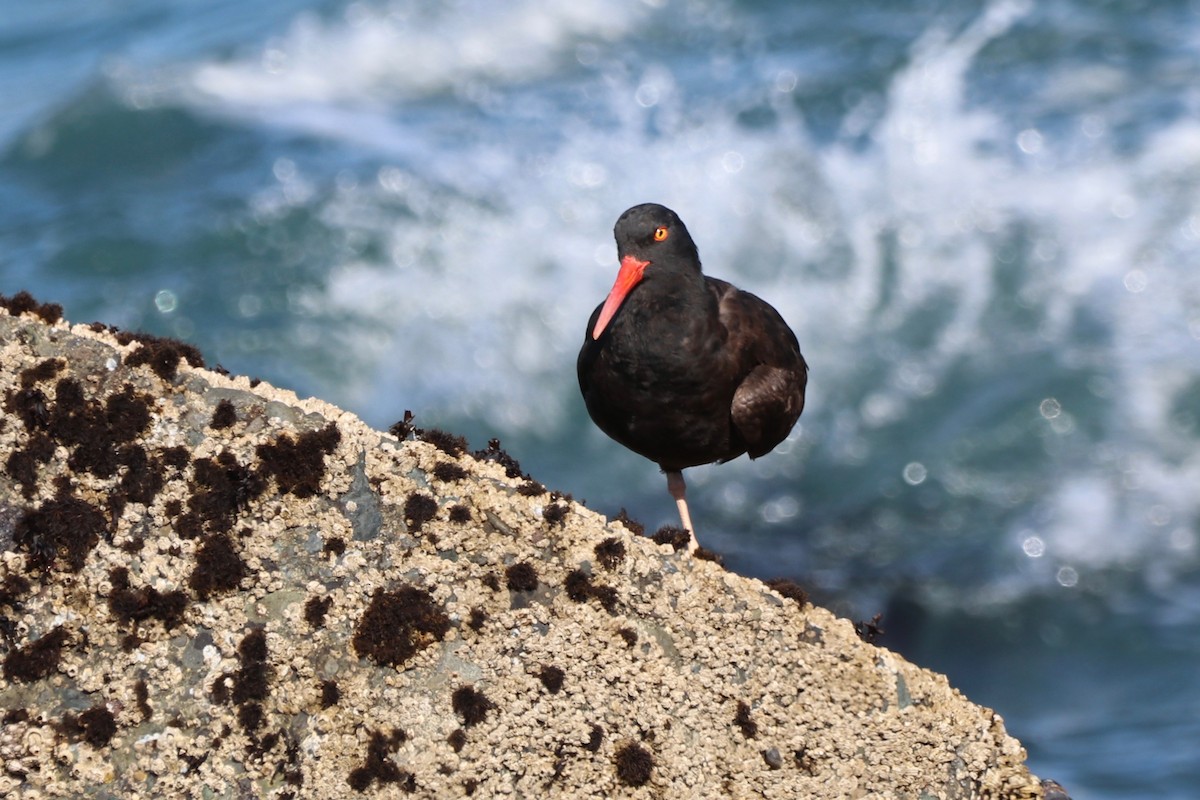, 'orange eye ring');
653,226,669,242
